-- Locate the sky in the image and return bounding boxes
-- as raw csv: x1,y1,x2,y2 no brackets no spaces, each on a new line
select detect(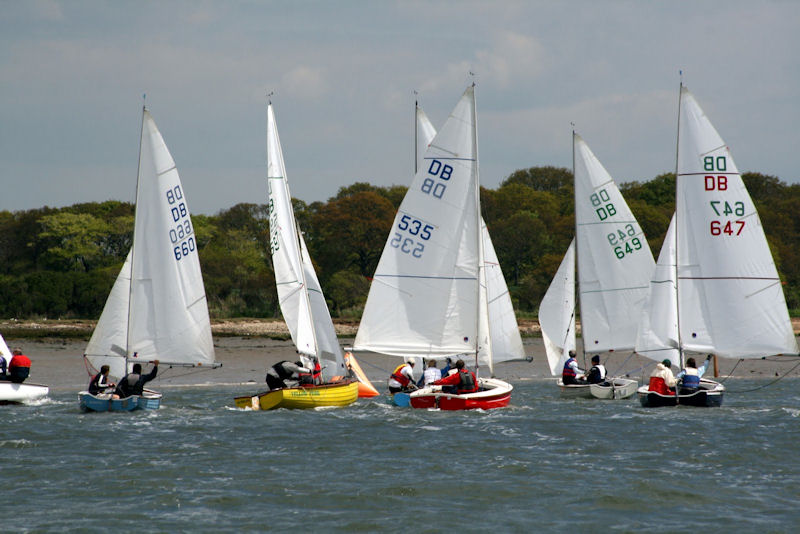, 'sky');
2,1,799,215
